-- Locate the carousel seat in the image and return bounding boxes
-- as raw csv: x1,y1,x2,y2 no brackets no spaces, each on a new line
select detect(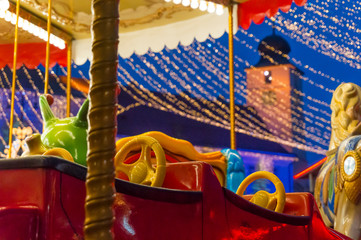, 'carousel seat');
116,161,218,191
116,131,227,186
0,156,349,239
